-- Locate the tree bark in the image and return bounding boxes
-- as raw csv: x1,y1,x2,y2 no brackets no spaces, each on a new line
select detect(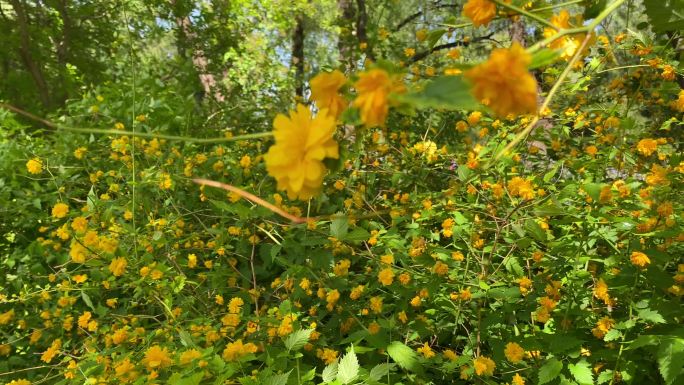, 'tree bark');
292,15,305,98
10,0,51,108
337,0,355,72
